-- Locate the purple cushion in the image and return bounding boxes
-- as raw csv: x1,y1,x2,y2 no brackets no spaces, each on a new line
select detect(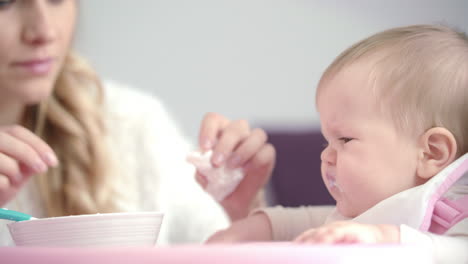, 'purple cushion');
265,129,335,206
